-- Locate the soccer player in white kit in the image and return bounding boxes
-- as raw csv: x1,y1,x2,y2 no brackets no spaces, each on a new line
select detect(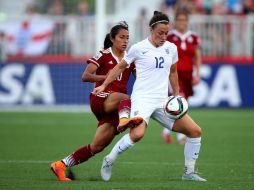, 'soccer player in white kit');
93,11,206,182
